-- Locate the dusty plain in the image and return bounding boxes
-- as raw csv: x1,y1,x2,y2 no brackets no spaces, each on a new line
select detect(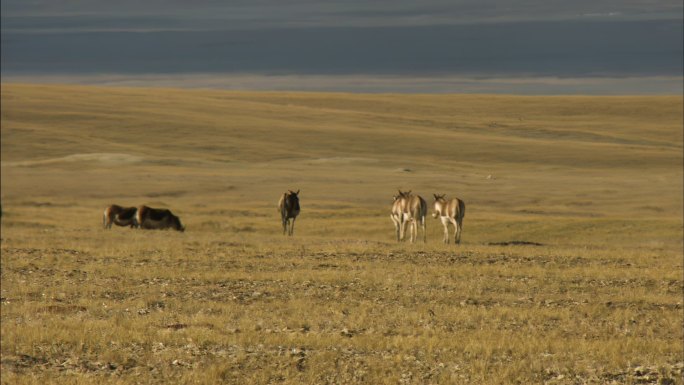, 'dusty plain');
1,84,682,384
